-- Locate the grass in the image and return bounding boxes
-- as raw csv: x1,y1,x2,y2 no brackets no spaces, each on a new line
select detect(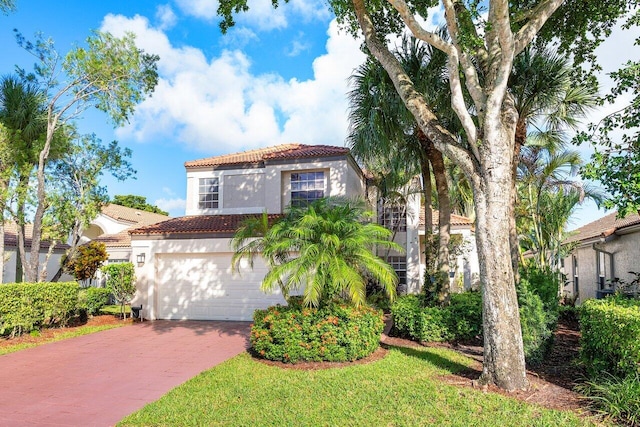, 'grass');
99,304,131,315
120,345,594,427
0,322,126,356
